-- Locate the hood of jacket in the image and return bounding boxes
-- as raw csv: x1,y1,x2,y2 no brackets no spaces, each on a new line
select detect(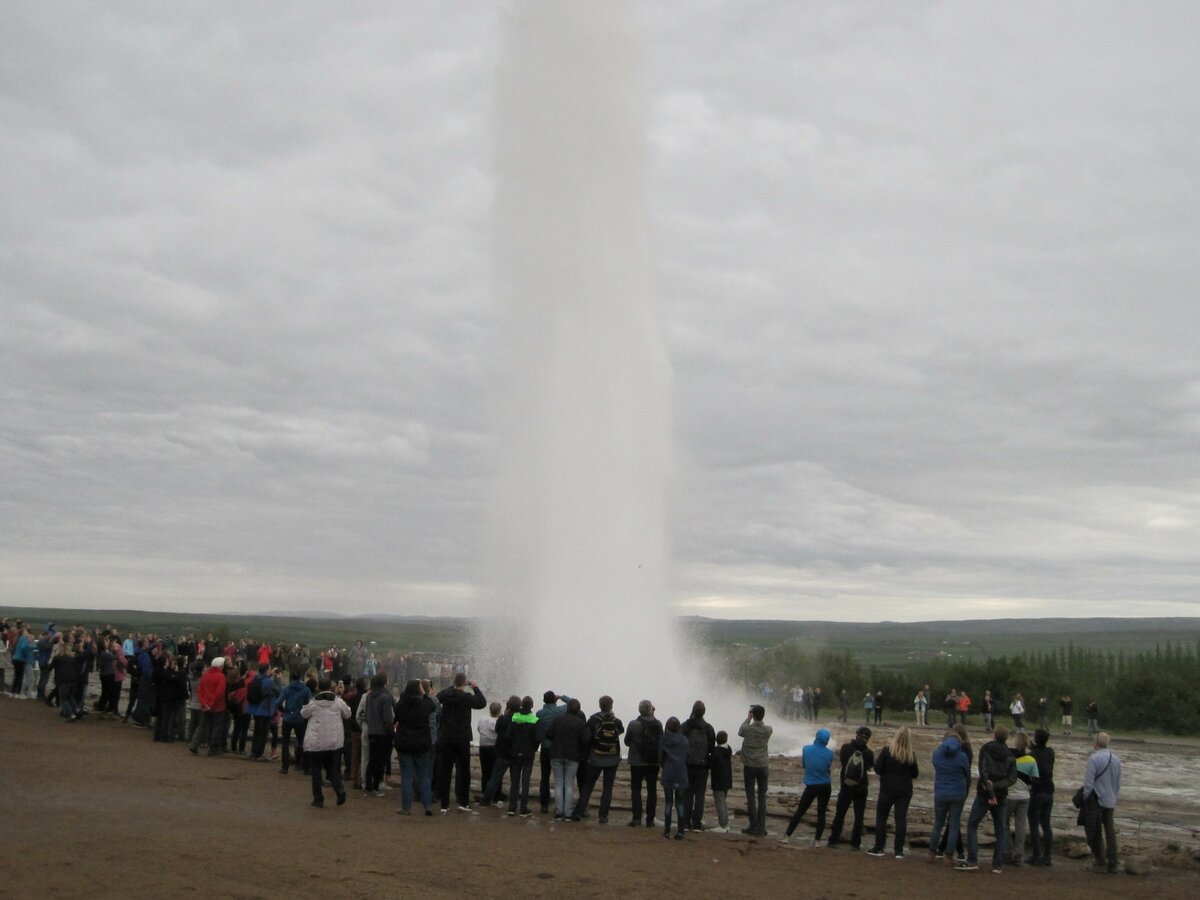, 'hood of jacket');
815,728,831,745
939,735,962,757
